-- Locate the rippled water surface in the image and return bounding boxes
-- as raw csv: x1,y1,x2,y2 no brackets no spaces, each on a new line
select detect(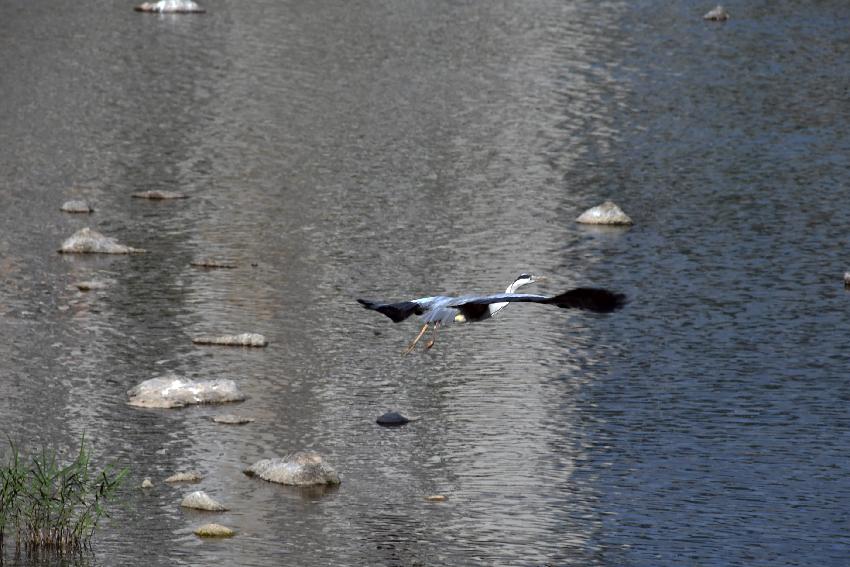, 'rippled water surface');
1,0,849,565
